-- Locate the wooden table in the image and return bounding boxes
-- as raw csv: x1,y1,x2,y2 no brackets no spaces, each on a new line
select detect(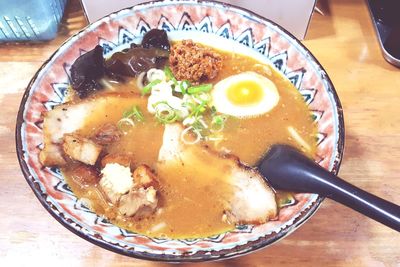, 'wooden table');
1,0,399,266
